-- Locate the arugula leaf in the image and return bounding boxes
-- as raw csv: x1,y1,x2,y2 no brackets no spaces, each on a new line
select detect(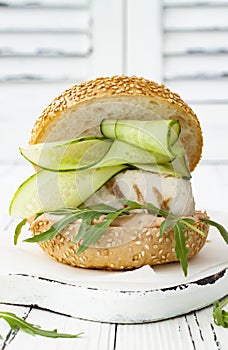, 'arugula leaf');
213,298,228,328
119,199,144,210
200,218,228,244
76,208,127,255
160,219,175,238
173,223,189,277
181,218,195,225
72,211,101,243
14,218,27,245
76,220,112,255
24,214,78,243
0,311,83,338
19,199,227,277
82,203,118,213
